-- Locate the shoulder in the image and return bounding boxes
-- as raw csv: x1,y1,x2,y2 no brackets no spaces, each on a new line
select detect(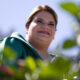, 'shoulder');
0,32,24,57
1,32,23,48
